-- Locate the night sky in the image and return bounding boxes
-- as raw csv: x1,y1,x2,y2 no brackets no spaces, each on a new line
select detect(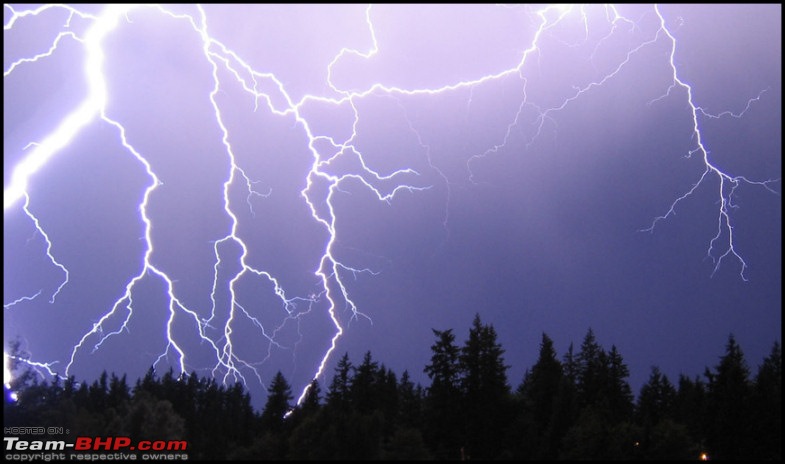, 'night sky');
4,4,781,409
